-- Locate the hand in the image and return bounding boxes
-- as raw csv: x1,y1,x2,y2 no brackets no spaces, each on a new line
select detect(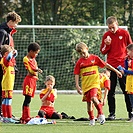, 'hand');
48,86,53,91
104,36,111,45
119,70,124,75
76,85,82,95
13,50,18,58
102,99,106,106
38,68,43,73
117,71,122,78
117,65,124,75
